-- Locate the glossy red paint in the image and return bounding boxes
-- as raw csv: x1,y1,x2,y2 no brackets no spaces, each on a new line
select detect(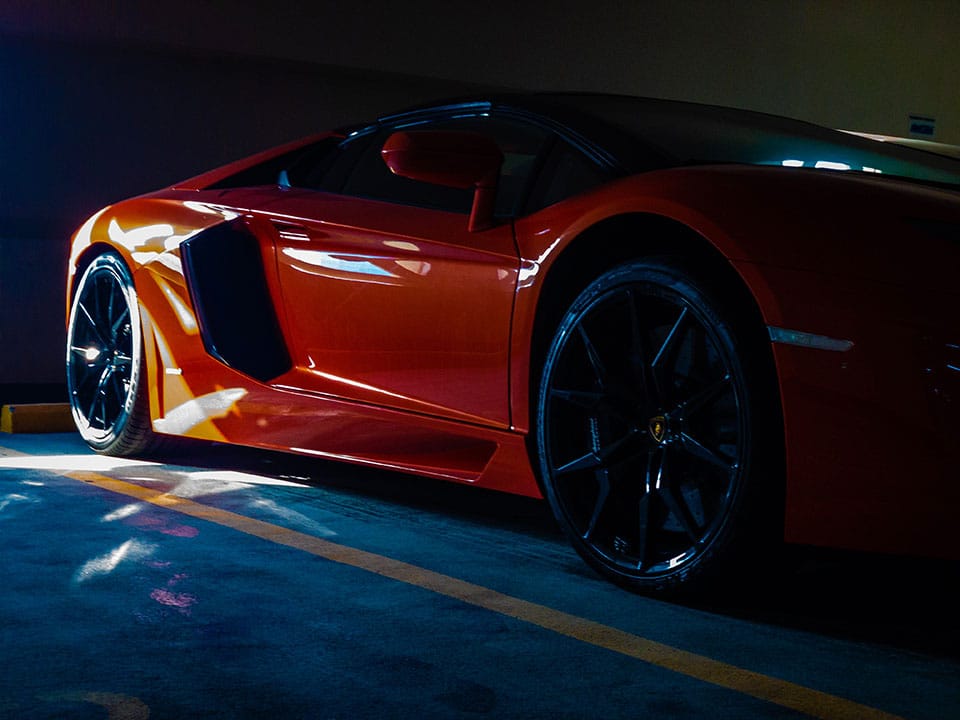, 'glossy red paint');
67,106,960,564
260,189,518,427
511,166,960,559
